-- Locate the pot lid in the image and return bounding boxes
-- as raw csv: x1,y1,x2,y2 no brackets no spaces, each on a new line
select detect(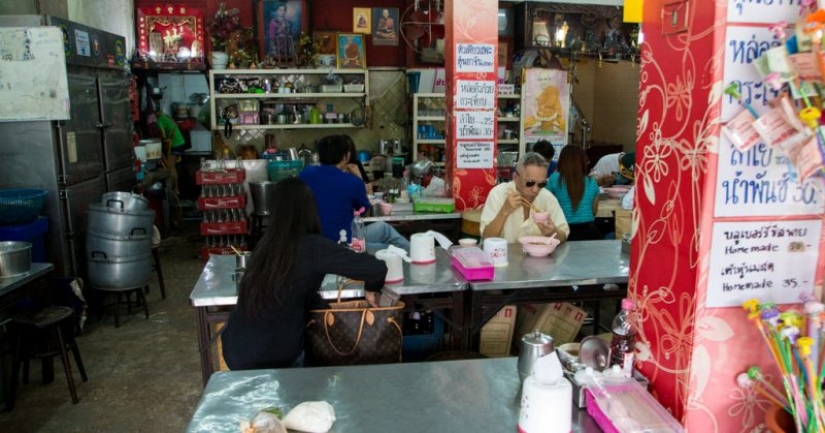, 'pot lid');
522,330,554,348
579,336,611,370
